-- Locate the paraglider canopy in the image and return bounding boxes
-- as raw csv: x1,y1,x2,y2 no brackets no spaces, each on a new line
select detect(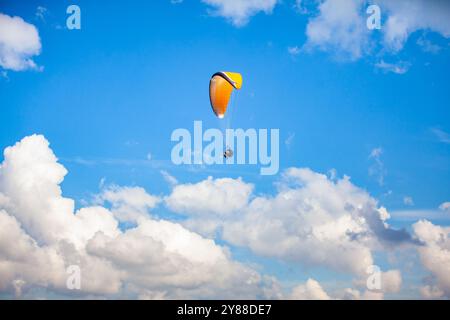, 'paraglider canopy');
209,71,242,119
